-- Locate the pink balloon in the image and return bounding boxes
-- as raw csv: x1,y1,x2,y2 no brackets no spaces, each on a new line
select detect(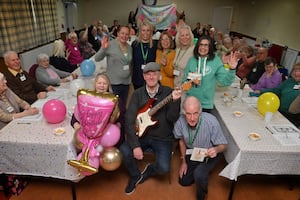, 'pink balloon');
99,123,120,148
42,99,66,124
77,94,116,138
77,139,101,176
